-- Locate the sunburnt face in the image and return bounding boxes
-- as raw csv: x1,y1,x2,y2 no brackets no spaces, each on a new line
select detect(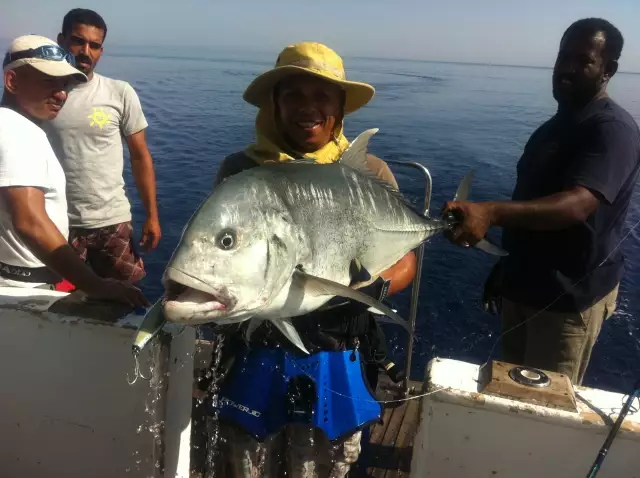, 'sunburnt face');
4,66,71,120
